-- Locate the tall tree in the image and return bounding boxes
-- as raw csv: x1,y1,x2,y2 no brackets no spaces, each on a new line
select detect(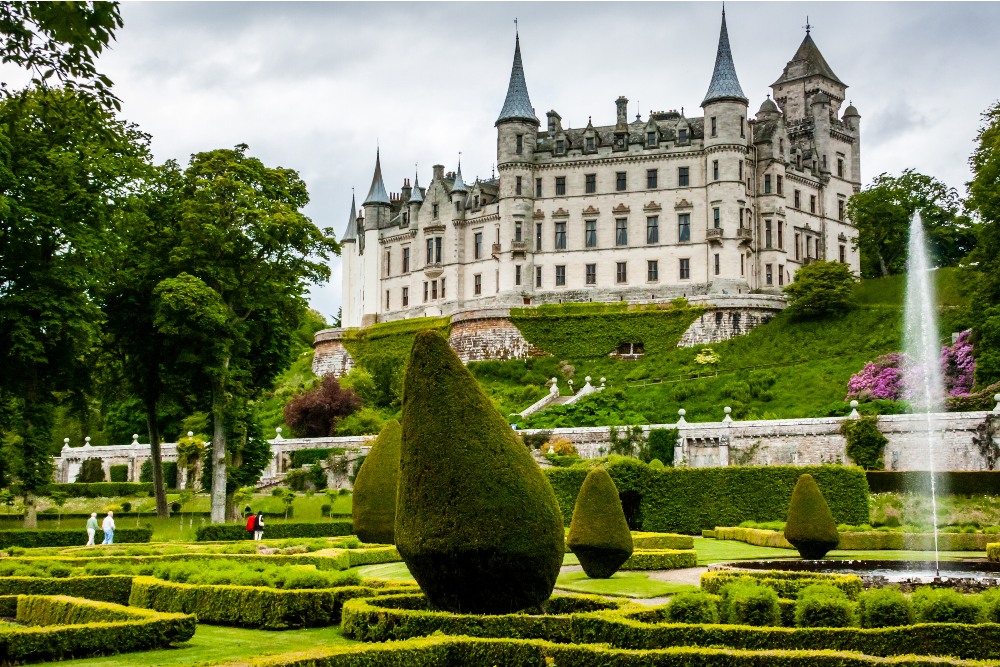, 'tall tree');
0,88,150,526
847,170,976,278
163,145,338,522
